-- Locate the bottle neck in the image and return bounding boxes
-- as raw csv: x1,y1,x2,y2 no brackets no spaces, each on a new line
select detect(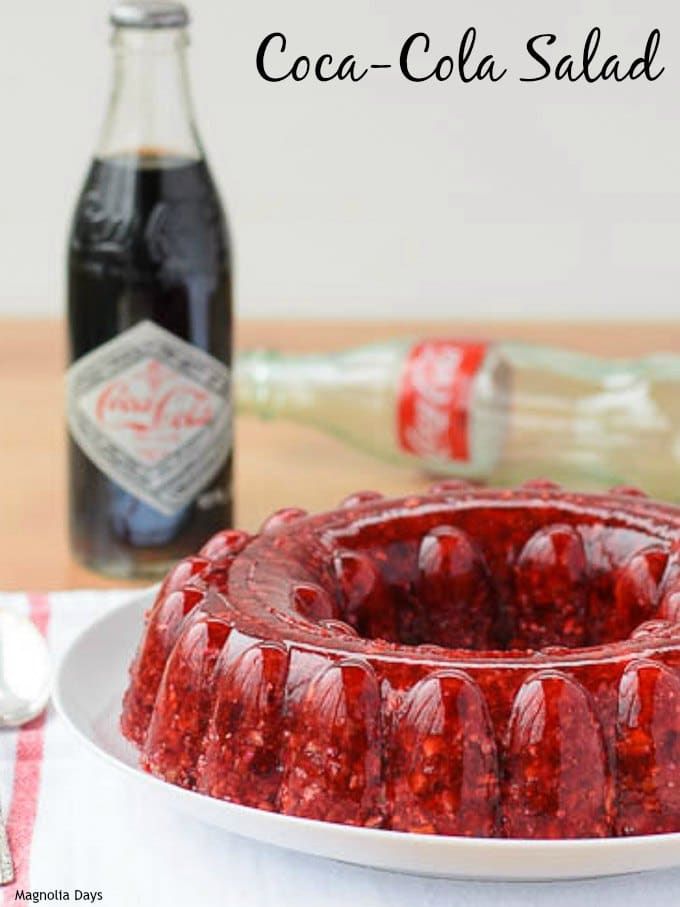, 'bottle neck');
97,27,202,161
236,351,306,419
